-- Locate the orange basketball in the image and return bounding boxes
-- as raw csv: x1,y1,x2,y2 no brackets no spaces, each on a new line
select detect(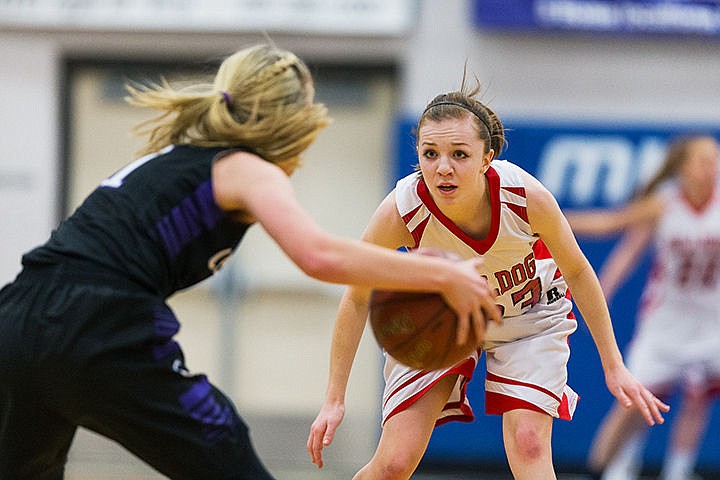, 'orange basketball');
369,248,480,370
